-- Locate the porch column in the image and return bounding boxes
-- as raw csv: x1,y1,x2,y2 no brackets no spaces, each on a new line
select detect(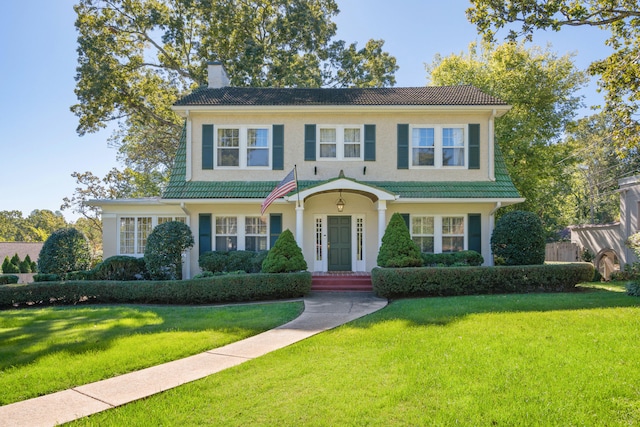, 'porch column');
377,200,387,249
295,202,304,249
